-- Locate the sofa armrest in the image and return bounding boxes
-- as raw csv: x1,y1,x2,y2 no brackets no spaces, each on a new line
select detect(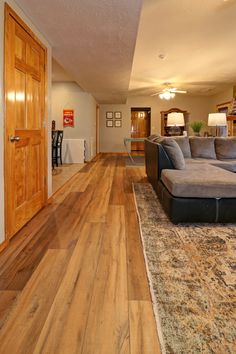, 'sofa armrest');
145,139,174,192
